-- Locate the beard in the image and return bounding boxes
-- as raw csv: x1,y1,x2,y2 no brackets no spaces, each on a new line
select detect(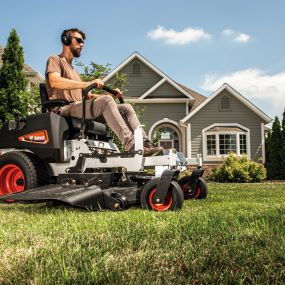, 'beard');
70,46,82,58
